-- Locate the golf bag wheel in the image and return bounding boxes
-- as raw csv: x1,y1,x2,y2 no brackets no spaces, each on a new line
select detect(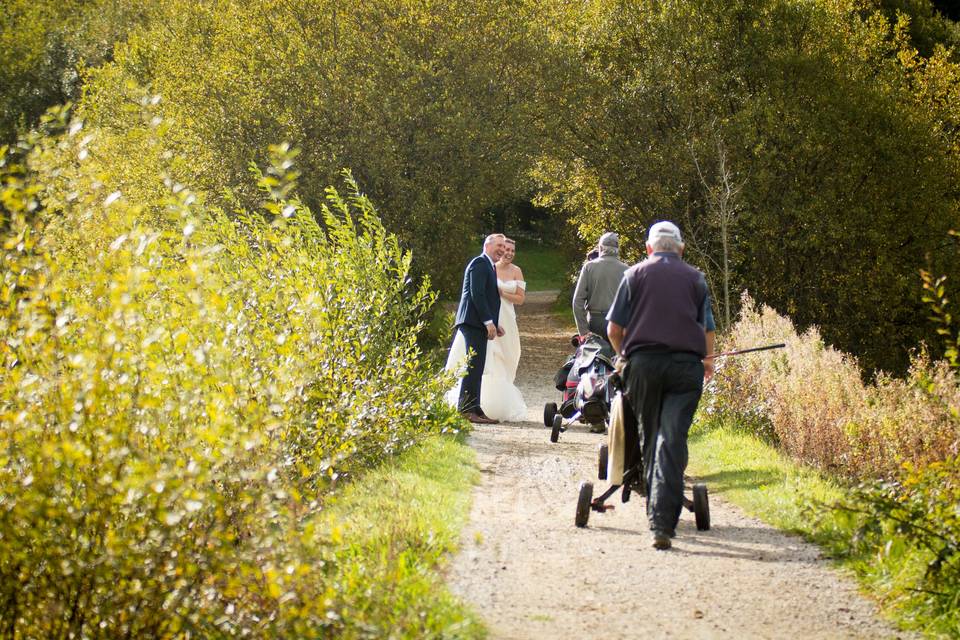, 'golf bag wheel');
693,483,710,531
597,443,608,480
550,414,563,443
575,481,594,527
543,402,558,428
